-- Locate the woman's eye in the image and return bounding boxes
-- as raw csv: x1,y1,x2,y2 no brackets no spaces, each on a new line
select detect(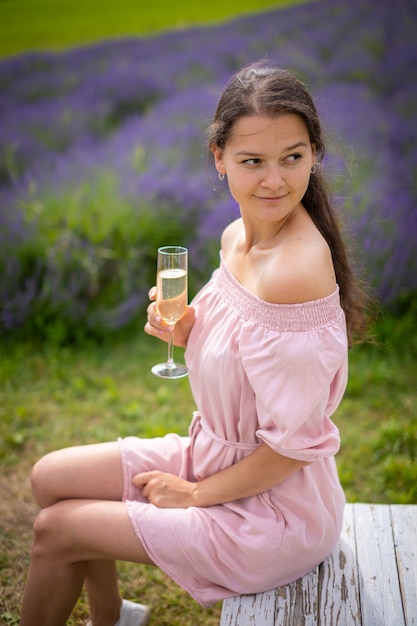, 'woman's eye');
285,153,302,162
243,158,261,165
